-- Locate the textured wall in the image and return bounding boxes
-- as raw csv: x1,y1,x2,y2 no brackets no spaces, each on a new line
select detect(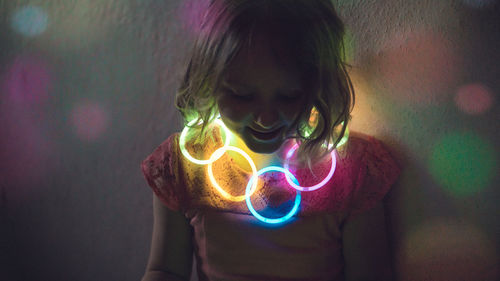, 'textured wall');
1,1,498,281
